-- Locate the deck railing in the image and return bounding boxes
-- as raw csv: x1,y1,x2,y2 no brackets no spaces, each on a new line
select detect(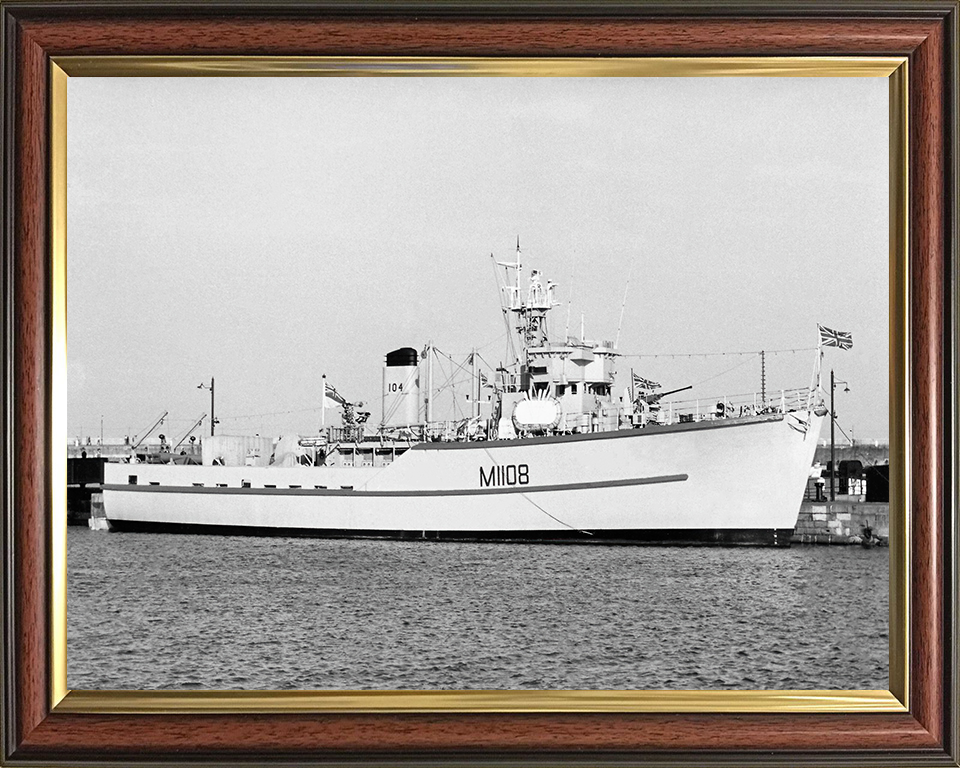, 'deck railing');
302,386,820,446
648,386,814,426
